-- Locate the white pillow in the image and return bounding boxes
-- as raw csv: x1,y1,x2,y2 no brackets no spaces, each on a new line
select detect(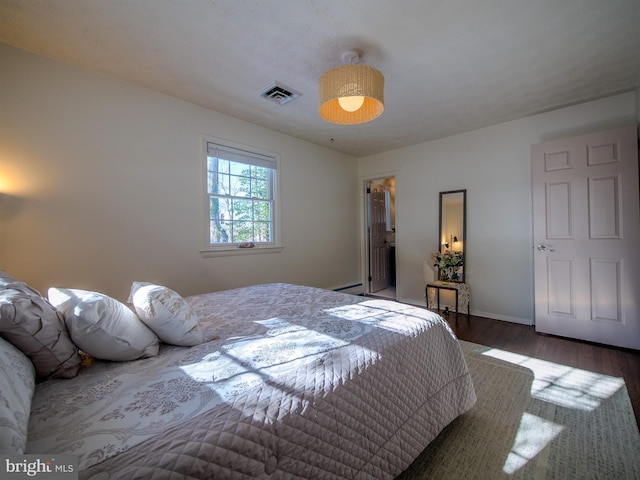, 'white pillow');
48,288,159,361
129,282,206,346
0,336,35,453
